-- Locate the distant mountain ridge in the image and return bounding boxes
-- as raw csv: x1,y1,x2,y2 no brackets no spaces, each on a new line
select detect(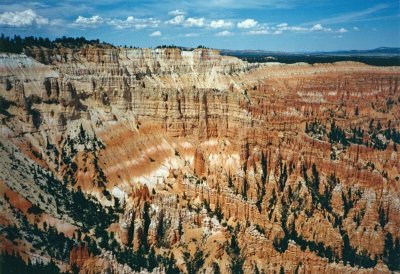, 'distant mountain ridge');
221,47,400,56
220,47,400,66
314,47,400,56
